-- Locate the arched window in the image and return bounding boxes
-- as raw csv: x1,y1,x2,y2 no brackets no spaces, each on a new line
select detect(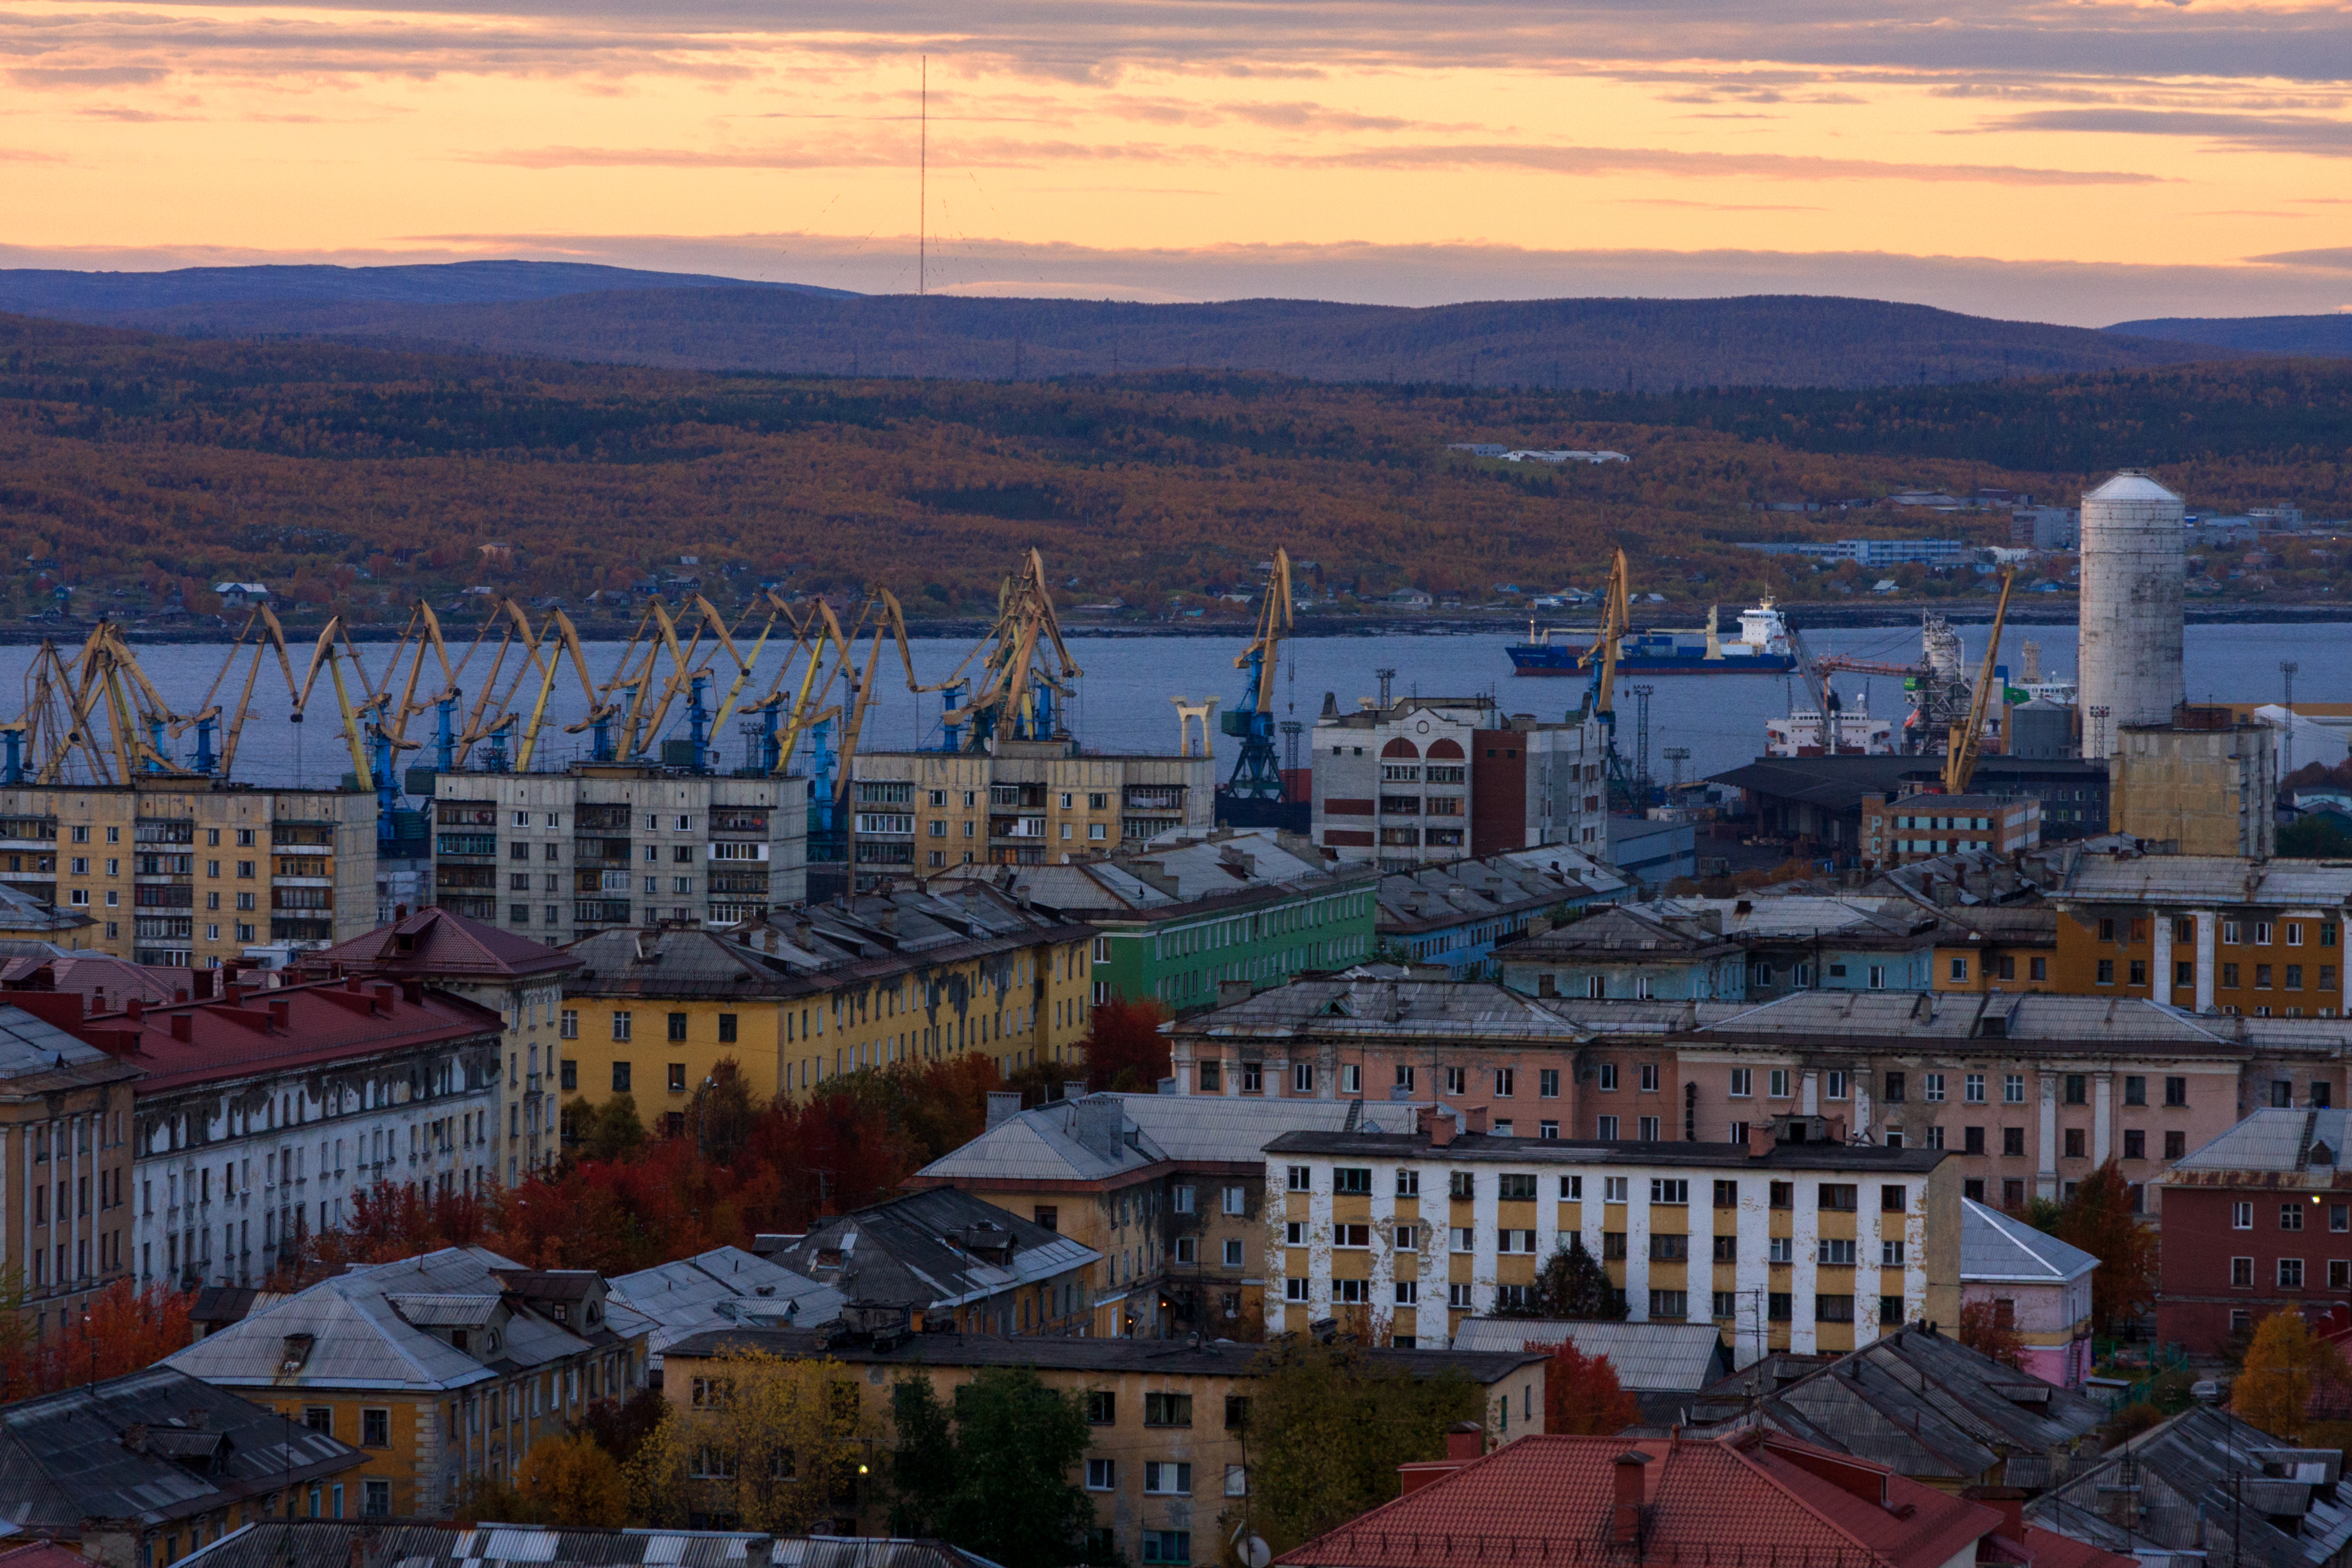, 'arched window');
1425,738,1466,759
1380,738,1419,758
